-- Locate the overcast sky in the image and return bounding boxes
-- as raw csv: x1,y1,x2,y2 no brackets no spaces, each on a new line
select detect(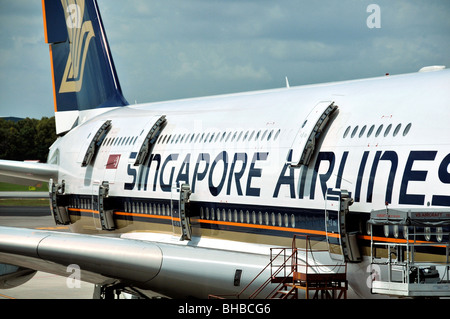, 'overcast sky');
0,0,449,119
